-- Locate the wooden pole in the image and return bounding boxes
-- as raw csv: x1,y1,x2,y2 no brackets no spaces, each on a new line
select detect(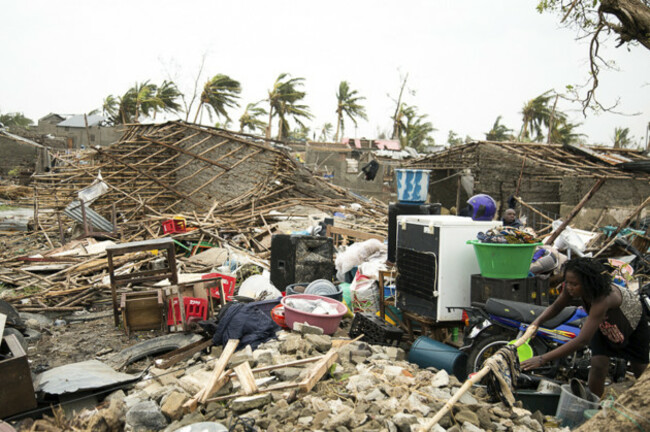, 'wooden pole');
544,178,605,246
513,196,554,223
514,155,527,197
